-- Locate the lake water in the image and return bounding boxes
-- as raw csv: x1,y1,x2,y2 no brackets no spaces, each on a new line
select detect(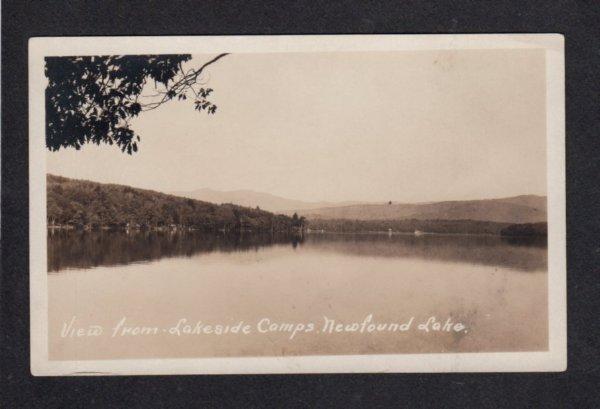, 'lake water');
48,230,548,360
